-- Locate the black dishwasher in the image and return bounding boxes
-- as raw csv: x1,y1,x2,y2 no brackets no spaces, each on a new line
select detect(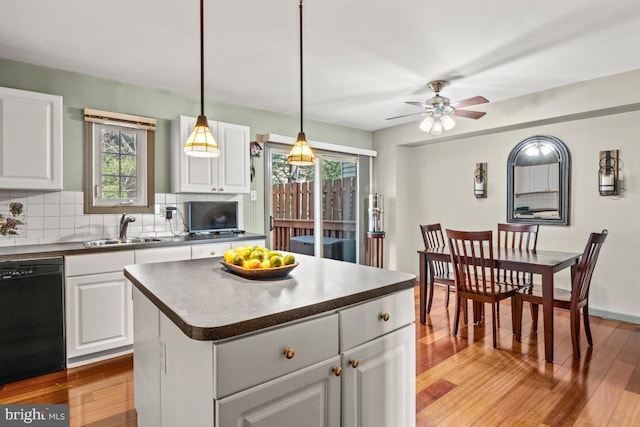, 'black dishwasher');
0,257,65,385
